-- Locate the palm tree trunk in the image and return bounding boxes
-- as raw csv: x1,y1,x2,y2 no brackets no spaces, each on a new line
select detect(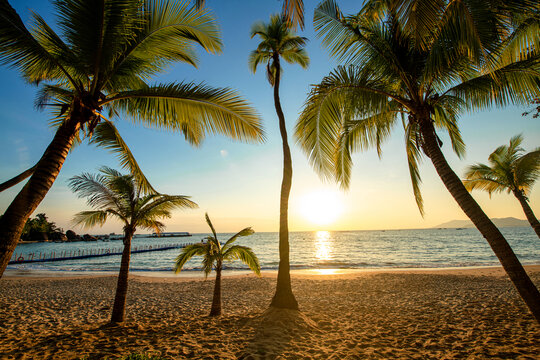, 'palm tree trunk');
0,164,36,193
270,55,299,310
210,264,222,316
0,115,81,278
514,191,540,239
420,118,540,322
111,228,133,323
